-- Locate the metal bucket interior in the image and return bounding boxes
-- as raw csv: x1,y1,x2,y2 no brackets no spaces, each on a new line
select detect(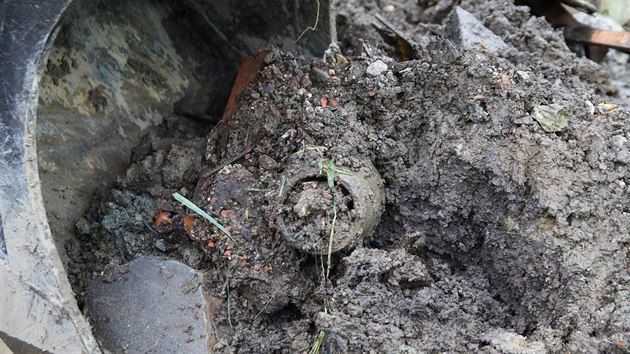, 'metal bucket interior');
0,0,334,352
